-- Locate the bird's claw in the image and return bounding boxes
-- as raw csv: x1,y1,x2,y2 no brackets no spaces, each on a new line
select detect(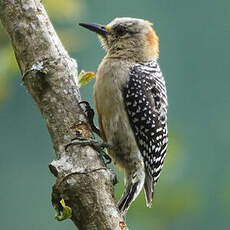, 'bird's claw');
79,101,94,119
79,101,101,137
65,136,112,165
